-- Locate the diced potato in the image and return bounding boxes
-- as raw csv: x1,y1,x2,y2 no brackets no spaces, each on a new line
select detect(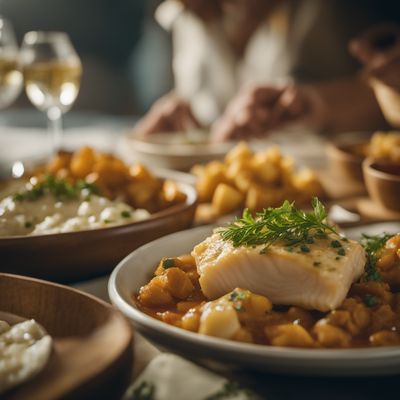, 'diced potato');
245,185,282,211
70,146,96,178
266,324,315,348
224,141,253,164
313,321,351,348
252,156,280,184
234,171,253,193
212,183,244,215
196,167,227,202
181,309,201,332
225,158,252,181
47,151,72,174
161,180,187,204
159,268,195,299
129,163,154,181
195,203,219,225
138,279,174,307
